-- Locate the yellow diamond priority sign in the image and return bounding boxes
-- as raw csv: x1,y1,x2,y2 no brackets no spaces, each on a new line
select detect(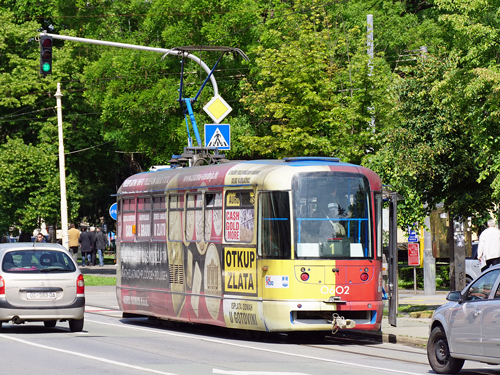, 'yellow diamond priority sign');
203,95,232,124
